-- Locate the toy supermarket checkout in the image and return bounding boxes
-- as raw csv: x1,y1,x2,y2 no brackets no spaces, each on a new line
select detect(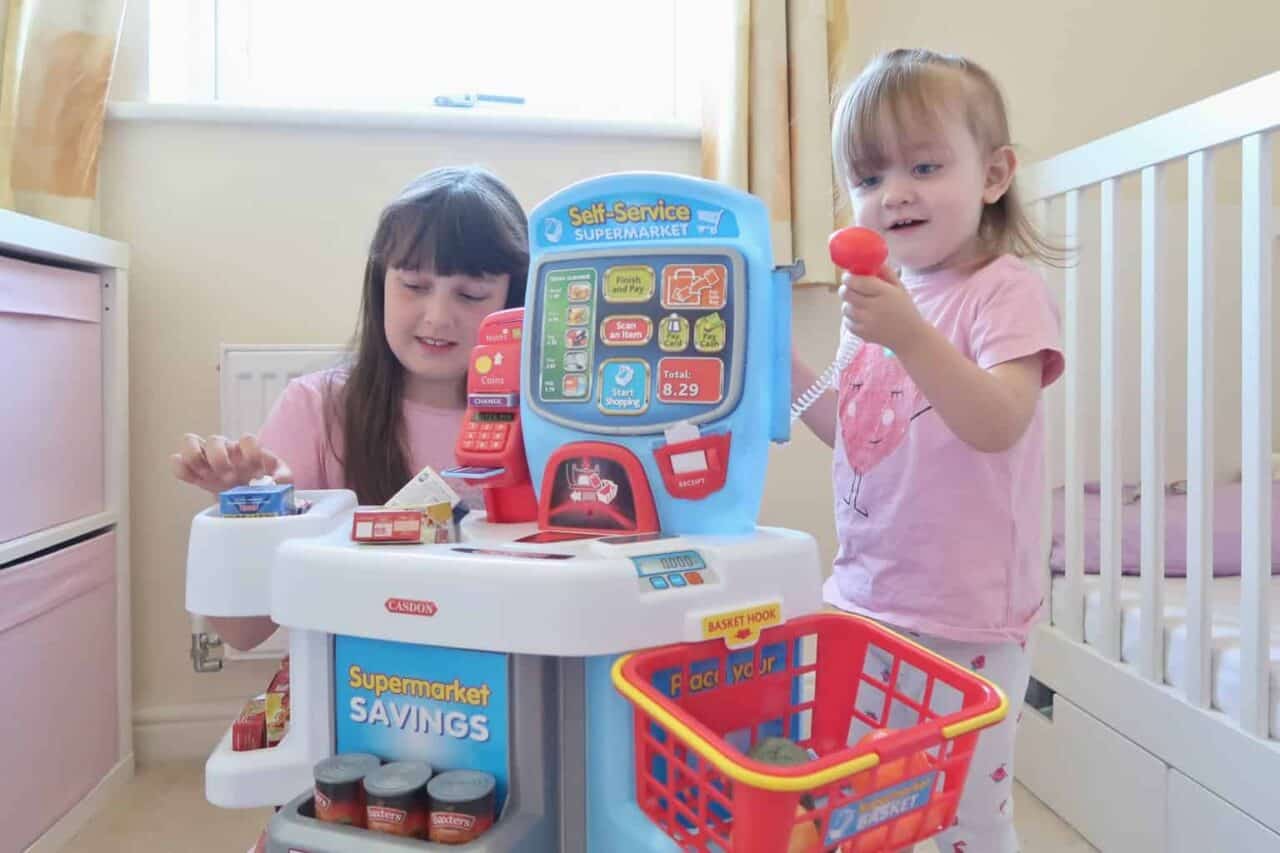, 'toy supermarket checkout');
186,174,999,852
